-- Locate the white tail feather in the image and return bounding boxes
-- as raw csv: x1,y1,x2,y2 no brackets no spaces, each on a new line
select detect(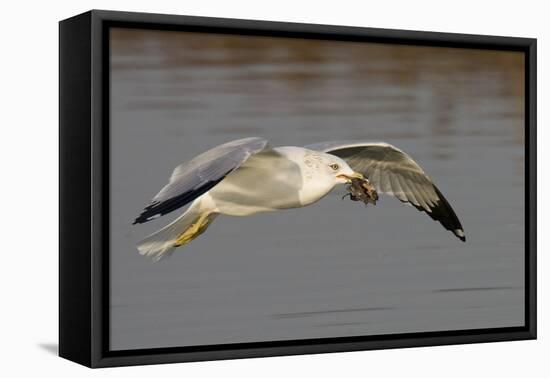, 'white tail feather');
137,202,204,261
